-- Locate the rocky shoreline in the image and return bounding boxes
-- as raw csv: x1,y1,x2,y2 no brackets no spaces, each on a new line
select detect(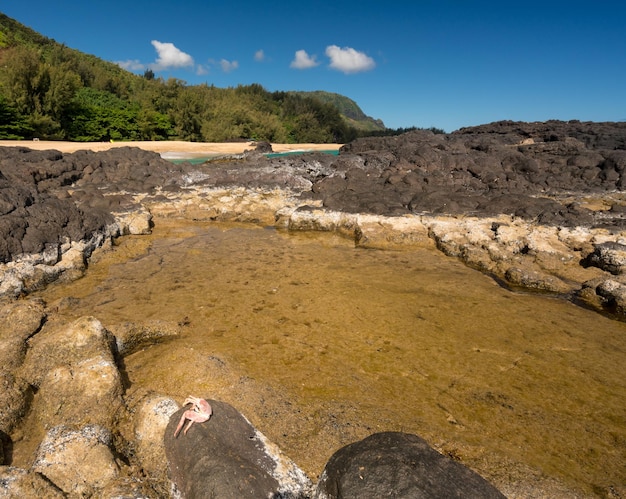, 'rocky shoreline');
1,121,626,497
